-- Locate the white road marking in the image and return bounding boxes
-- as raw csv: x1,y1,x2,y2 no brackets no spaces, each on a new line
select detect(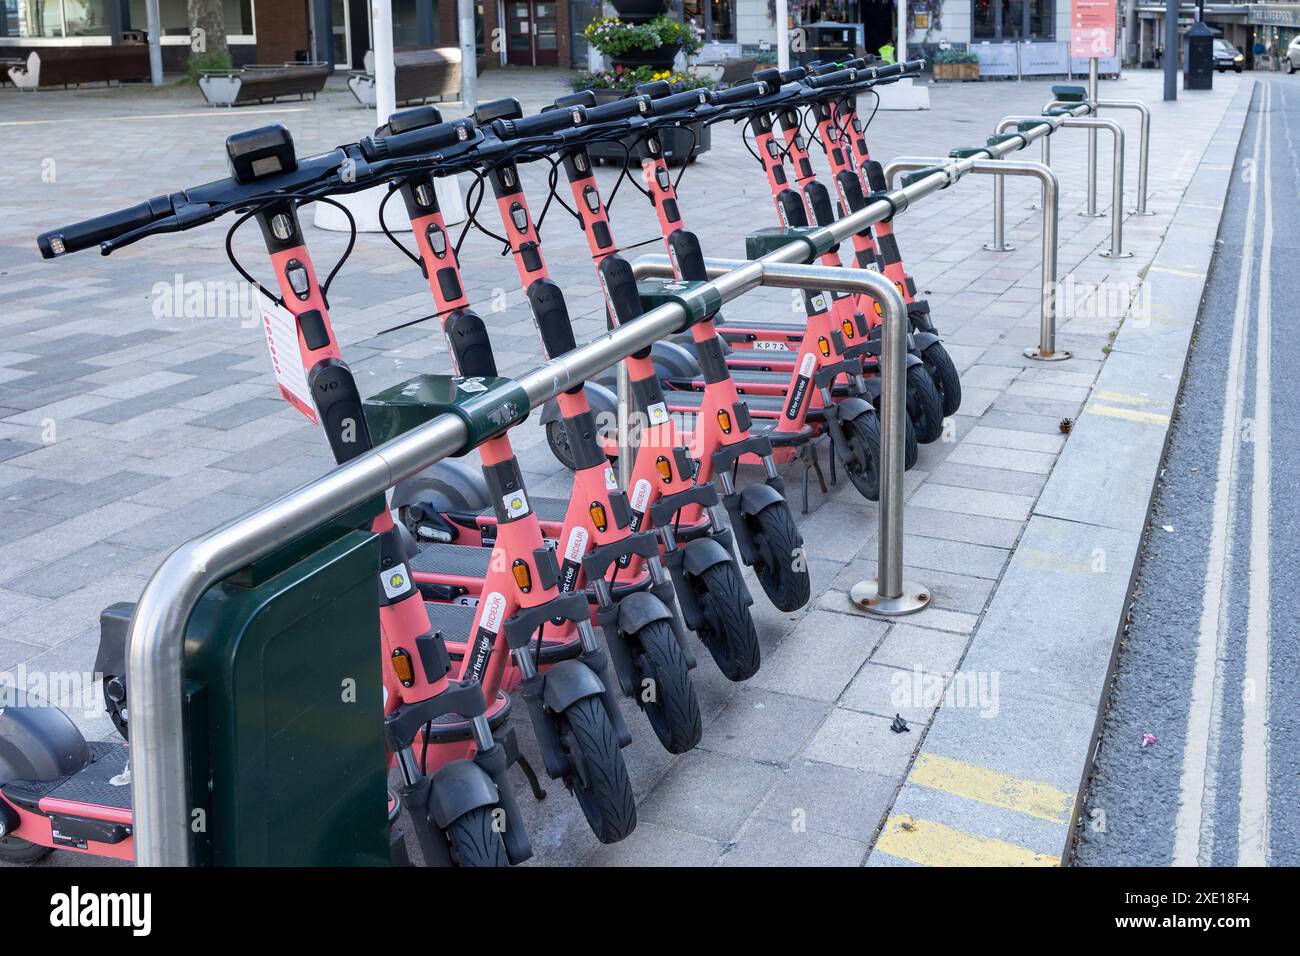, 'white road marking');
0,107,310,128
1171,82,1264,867
1238,81,1273,866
